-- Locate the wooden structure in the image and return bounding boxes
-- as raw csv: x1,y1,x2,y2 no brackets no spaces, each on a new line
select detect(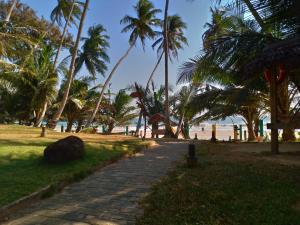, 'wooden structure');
245,35,300,153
